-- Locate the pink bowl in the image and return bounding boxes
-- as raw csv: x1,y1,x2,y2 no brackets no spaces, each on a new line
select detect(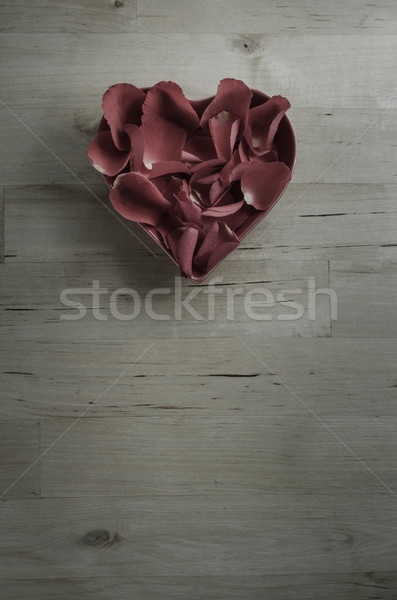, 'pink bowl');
103,87,296,283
